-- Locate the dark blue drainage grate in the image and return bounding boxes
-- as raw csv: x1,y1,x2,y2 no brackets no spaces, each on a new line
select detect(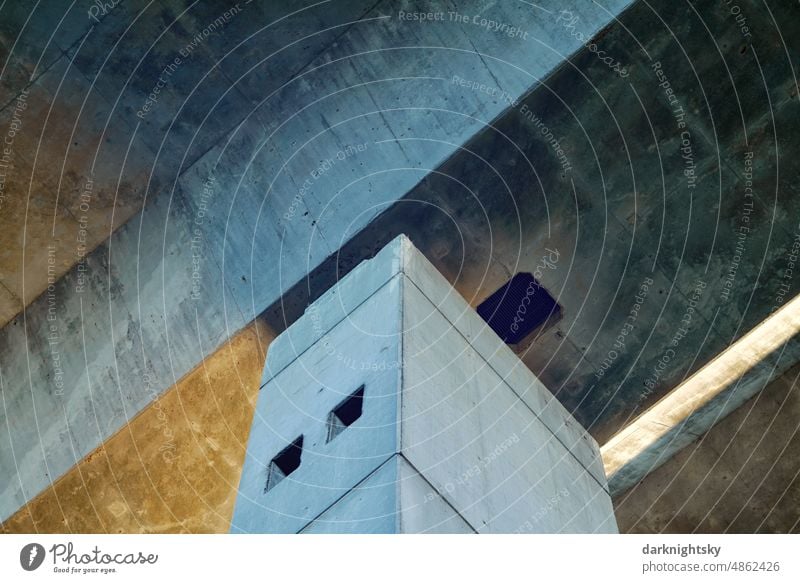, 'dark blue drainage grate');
476,273,560,345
